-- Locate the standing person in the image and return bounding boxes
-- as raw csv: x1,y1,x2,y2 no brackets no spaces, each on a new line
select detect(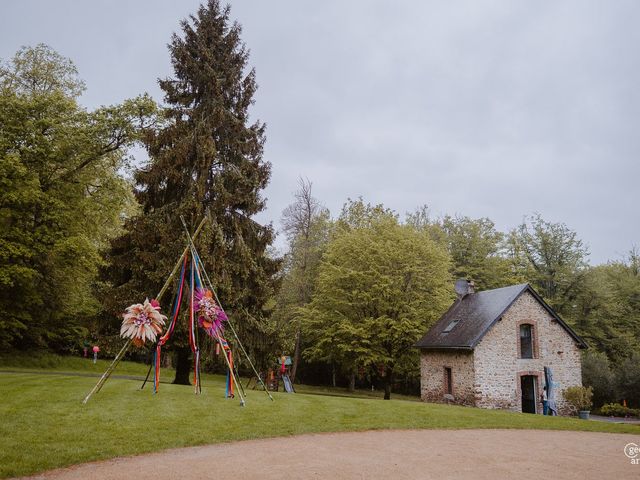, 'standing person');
83,340,90,358
92,345,100,364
